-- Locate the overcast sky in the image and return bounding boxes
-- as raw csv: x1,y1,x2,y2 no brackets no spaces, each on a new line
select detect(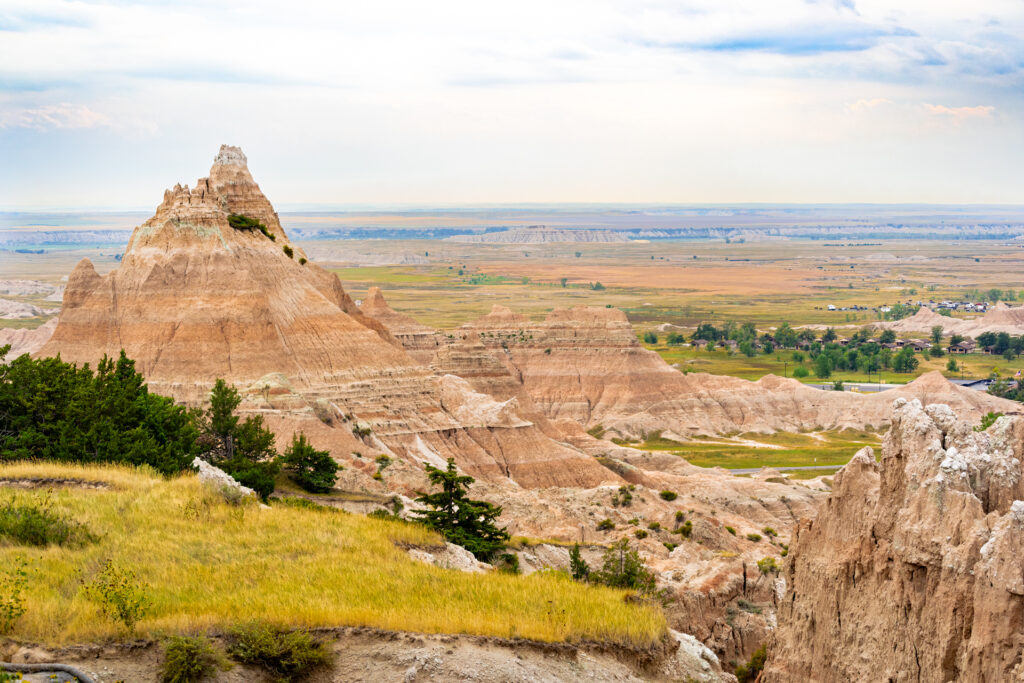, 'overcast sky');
2,0,1023,209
